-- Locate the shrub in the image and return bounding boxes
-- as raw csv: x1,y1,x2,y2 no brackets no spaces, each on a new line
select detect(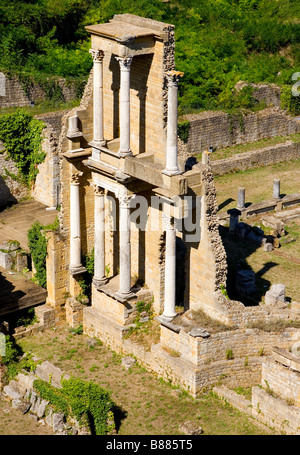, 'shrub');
34,377,115,435
27,221,48,288
0,110,45,186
